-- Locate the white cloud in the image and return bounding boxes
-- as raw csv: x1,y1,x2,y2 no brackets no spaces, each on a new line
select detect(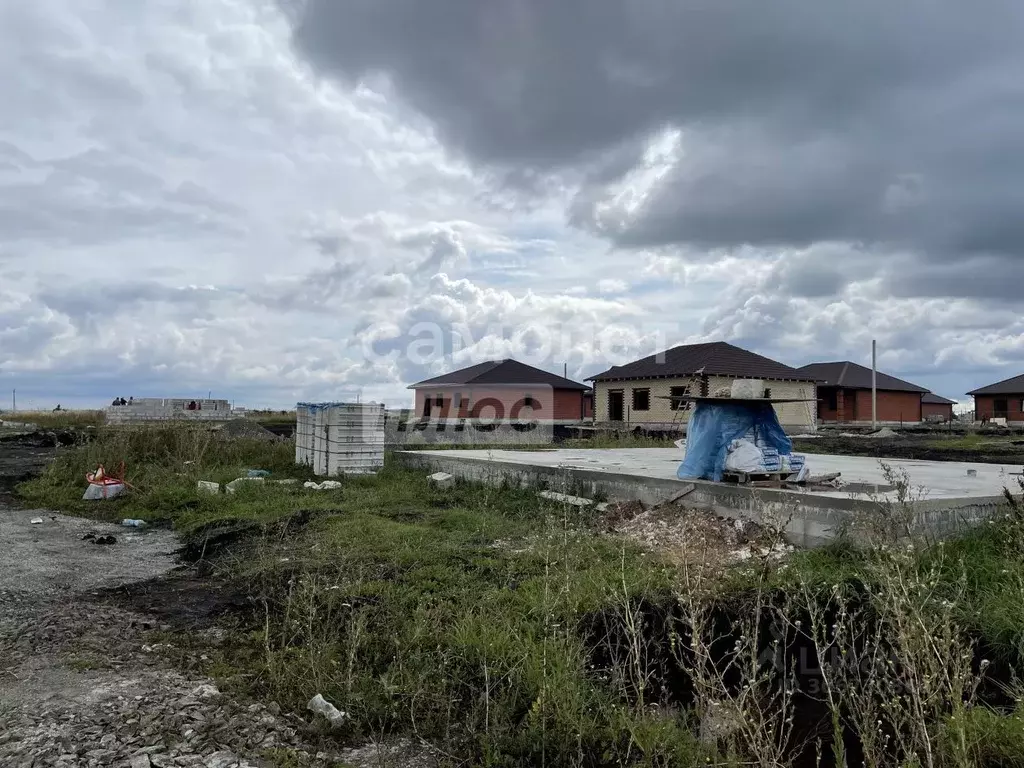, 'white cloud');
0,0,1018,409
